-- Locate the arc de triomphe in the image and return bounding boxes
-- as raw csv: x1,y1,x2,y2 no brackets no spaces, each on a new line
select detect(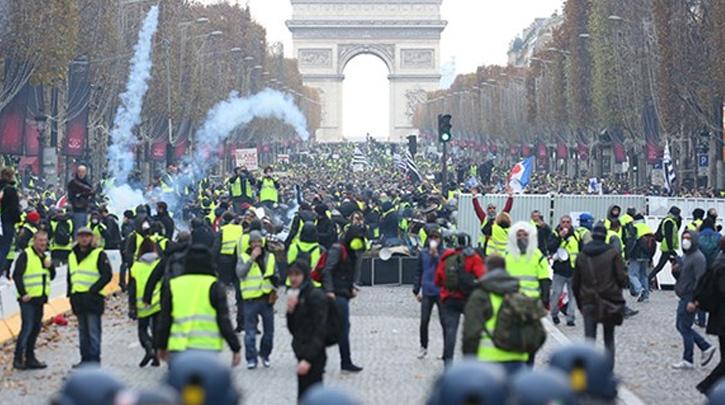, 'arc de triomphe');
287,0,446,142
